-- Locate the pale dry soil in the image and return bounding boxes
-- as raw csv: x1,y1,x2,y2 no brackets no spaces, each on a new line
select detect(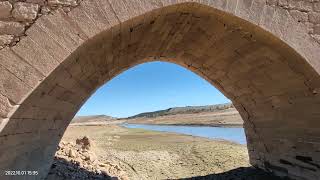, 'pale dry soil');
60,125,249,179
